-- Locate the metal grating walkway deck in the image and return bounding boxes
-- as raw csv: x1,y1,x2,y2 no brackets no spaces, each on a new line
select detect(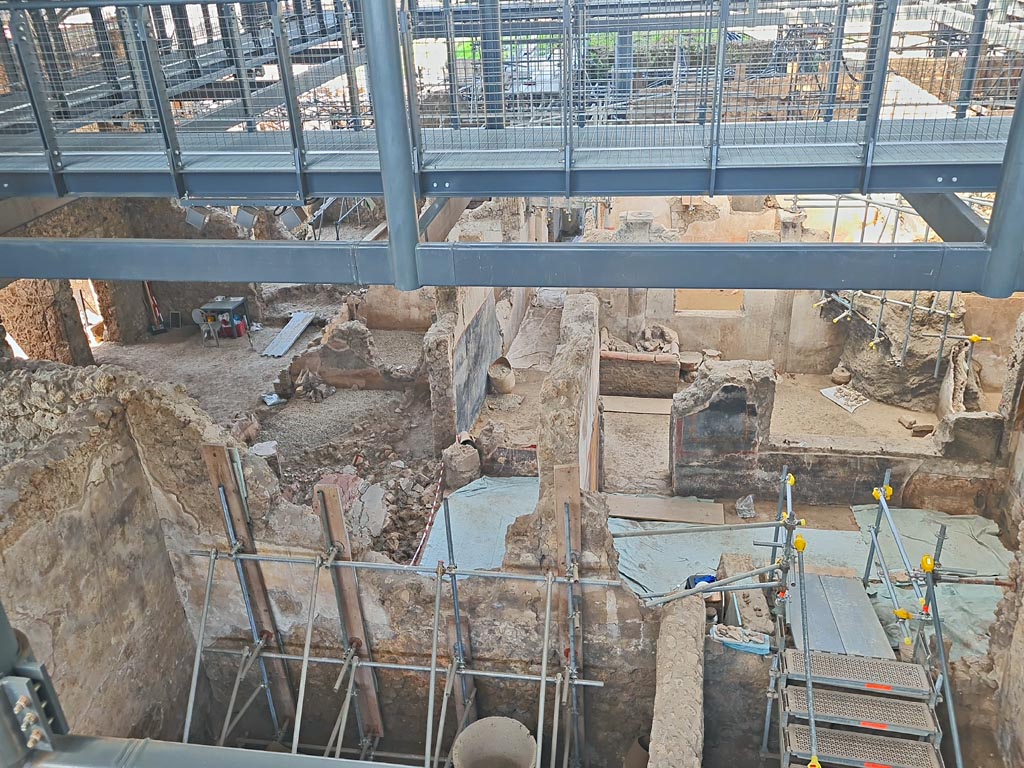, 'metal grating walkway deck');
782,686,938,738
785,725,943,768
783,649,932,699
